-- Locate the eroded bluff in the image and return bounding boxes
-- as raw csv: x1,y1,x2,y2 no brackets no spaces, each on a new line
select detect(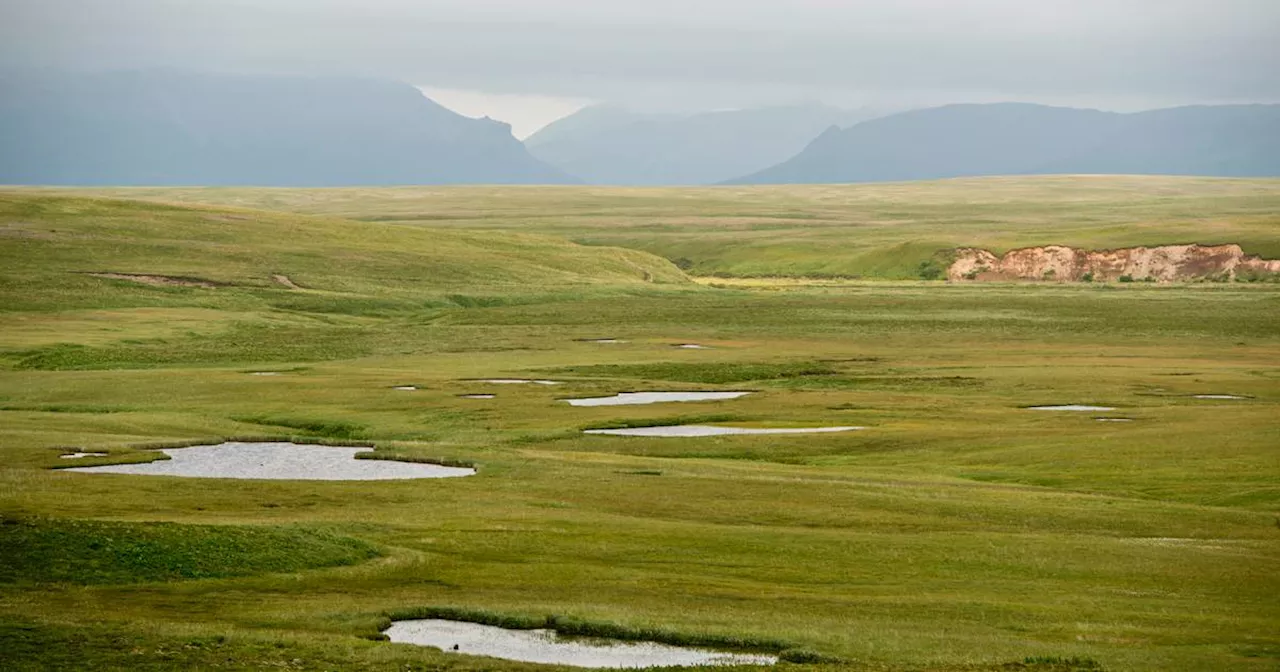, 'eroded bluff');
948,244,1280,282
